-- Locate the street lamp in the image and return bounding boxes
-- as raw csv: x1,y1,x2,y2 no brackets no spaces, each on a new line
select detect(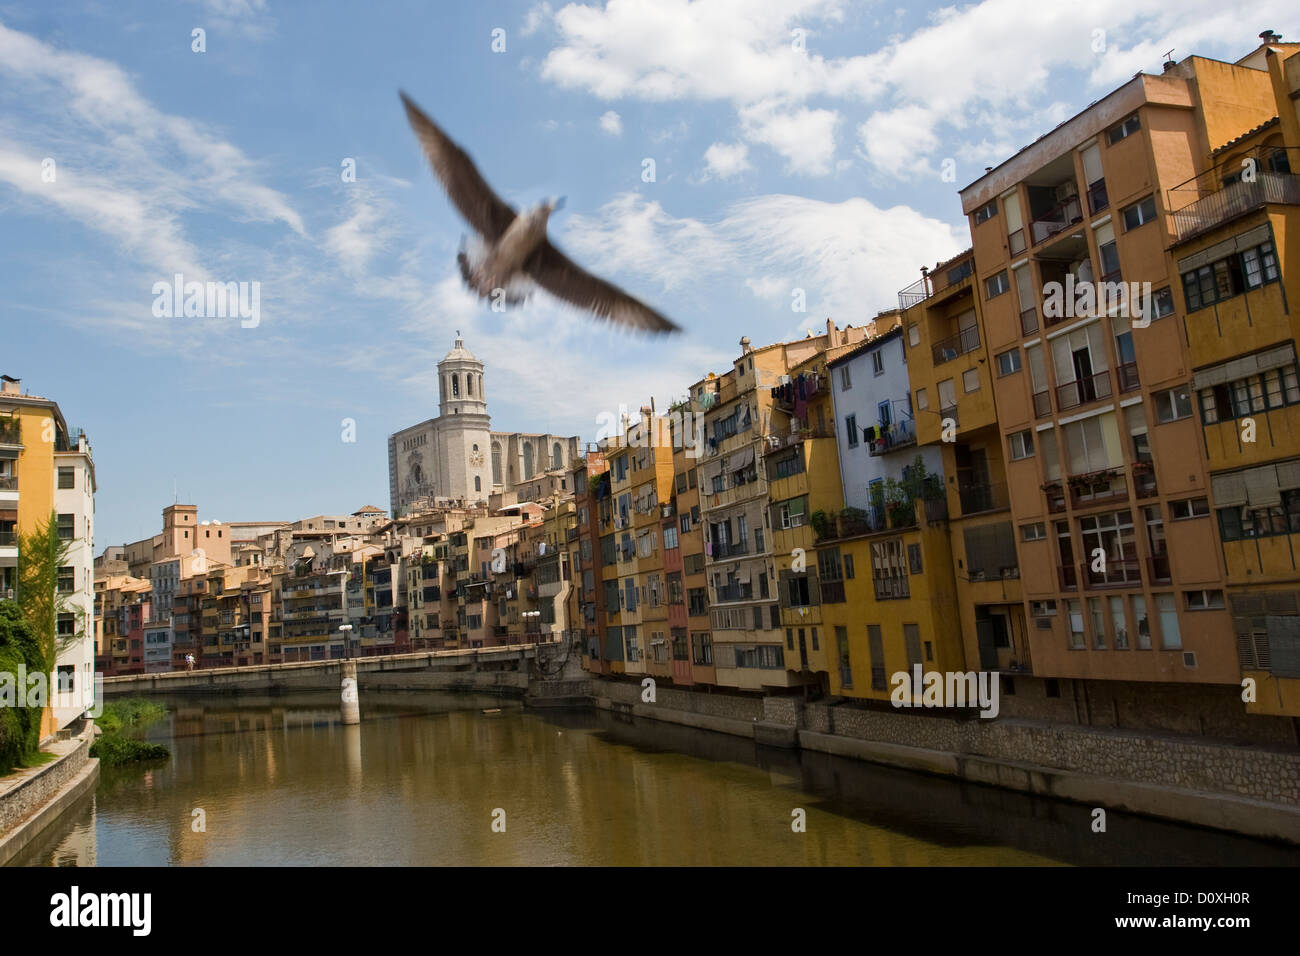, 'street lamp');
338,623,353,660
